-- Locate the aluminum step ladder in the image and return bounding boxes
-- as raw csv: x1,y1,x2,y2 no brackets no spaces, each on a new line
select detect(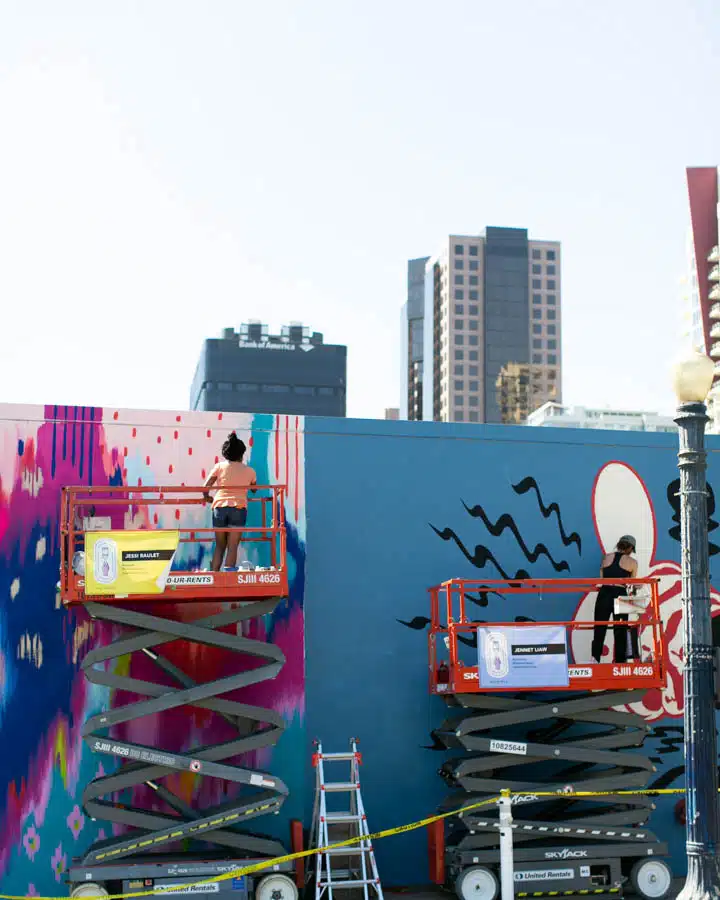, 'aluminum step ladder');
310,739,383,900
